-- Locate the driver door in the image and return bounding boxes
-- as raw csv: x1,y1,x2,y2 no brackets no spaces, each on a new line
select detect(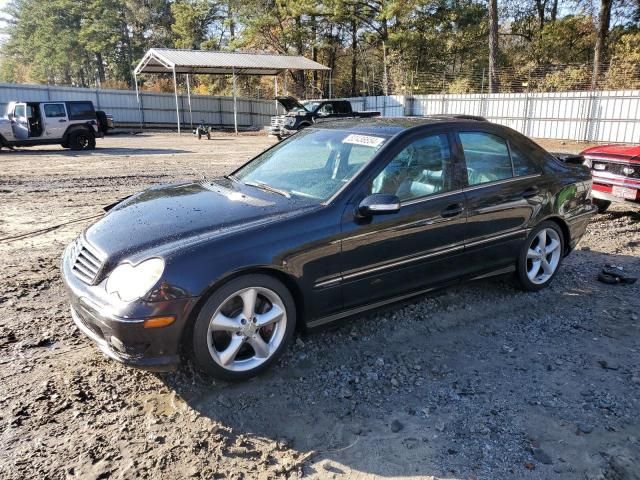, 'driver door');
340,131,468,308
11,103,29,140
